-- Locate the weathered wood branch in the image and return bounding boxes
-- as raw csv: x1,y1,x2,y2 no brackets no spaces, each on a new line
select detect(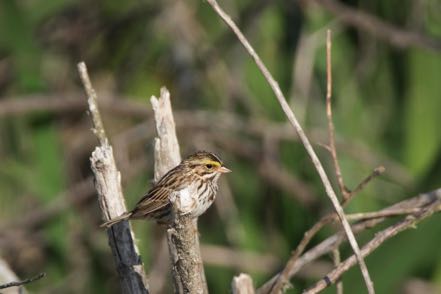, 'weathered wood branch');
151,87,208,293
232,273,255,294
78,62,149,294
